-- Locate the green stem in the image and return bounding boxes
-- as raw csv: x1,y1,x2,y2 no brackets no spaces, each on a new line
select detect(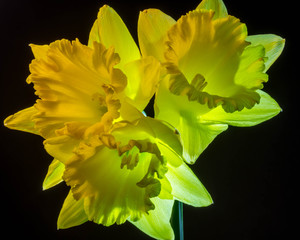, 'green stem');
171,200,184,240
